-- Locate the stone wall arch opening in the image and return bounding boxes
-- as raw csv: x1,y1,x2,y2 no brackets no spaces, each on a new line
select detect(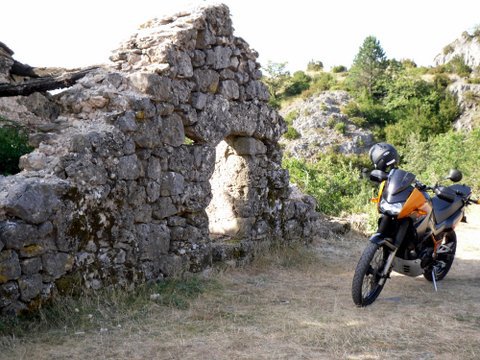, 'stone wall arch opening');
206,135,272,262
